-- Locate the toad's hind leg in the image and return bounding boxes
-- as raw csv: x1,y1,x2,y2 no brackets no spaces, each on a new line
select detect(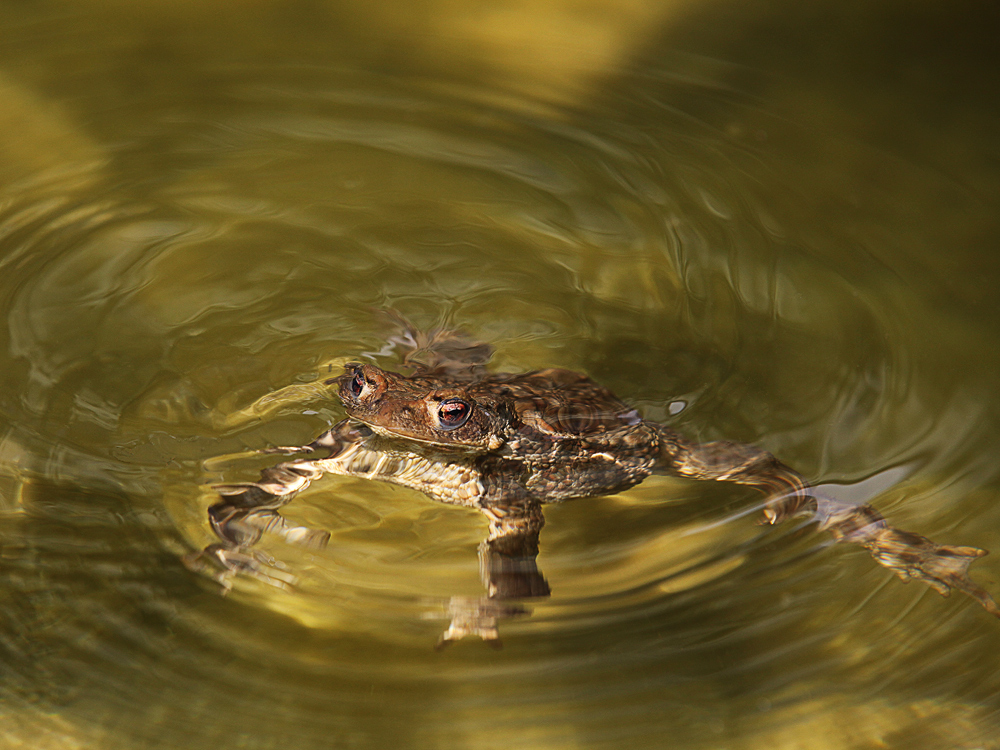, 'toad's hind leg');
437,502,549,649
817,499,1000,617
653,425,1000,618
655,429,811,521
